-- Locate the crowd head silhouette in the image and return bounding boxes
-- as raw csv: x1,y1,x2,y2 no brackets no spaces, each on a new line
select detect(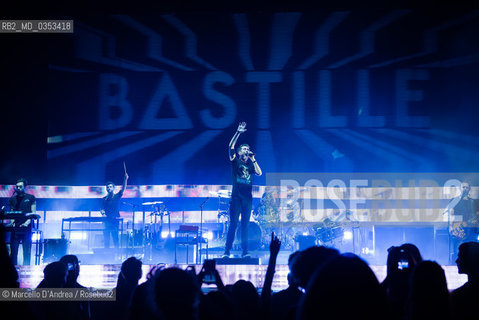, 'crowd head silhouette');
1,222,478,320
